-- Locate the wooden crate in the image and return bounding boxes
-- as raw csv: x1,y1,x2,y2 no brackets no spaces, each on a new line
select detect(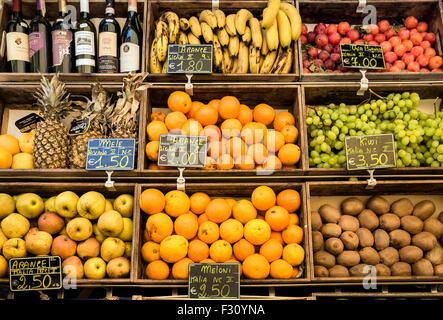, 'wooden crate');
306,180,443,283
0,0,147,82
0,82,147,178
299,0,443,81
132,182,311,286
146,0,300,82
141,84,305,177
301,83,443,176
